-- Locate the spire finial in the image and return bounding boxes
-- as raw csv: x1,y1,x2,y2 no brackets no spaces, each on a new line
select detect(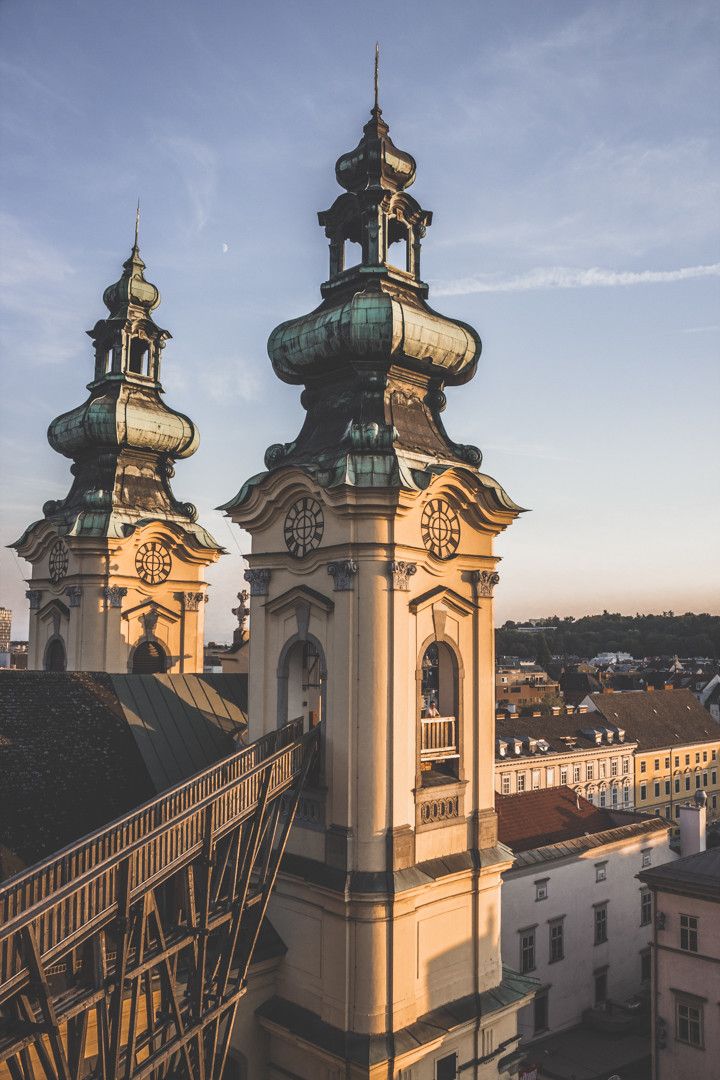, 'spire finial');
374,42,379,110
134,199,140,250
